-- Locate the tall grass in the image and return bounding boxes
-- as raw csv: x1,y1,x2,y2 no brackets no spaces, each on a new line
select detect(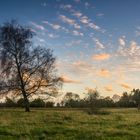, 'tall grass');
0,108,140,140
